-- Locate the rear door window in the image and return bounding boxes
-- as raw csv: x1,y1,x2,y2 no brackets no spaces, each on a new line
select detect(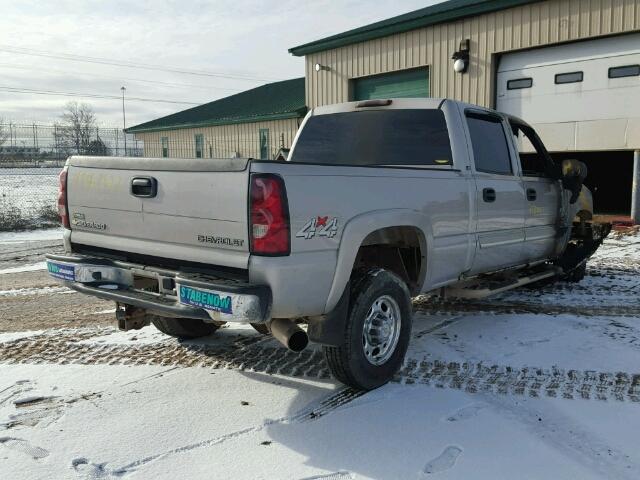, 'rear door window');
465,112,512,175
289,109,452,166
